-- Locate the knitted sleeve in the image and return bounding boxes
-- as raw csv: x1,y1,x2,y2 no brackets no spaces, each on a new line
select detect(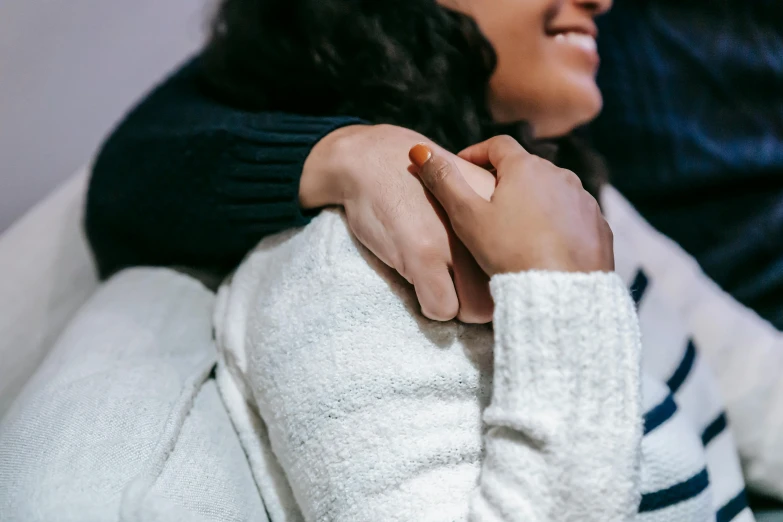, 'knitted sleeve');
471,271,643,521
216,211,645,521
85,56,363,281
